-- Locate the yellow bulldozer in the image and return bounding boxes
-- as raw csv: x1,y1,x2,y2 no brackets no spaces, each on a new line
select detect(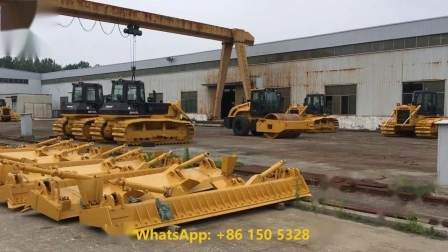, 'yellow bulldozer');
380,91,445,138
53,79,195,146
53,82,104,140
90,78,195,146
0,99,20,122
286,94,339,133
